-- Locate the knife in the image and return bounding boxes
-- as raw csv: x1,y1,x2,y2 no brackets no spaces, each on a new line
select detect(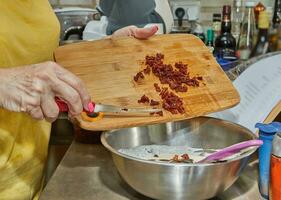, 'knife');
55,97,162,116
